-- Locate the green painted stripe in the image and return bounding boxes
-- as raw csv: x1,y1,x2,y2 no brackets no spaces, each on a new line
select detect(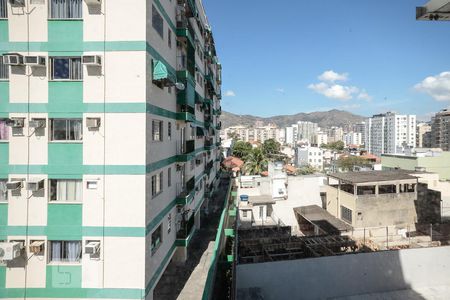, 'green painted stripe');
145,243,176,296
0,226,145,238
0,287,144,299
